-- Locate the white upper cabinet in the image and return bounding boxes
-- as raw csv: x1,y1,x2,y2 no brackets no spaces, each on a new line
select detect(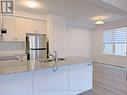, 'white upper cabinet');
1,14,66,45
2,14,64,45
3,16,27,41
26,19,47,34
2,16,47,41
15,17,26,41
3,16,16,41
